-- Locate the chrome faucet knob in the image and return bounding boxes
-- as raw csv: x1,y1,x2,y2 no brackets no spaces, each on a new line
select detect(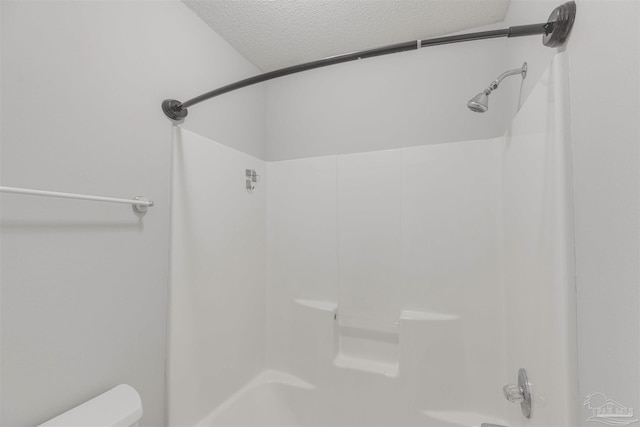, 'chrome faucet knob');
503,368,532,419
503,384,525,403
